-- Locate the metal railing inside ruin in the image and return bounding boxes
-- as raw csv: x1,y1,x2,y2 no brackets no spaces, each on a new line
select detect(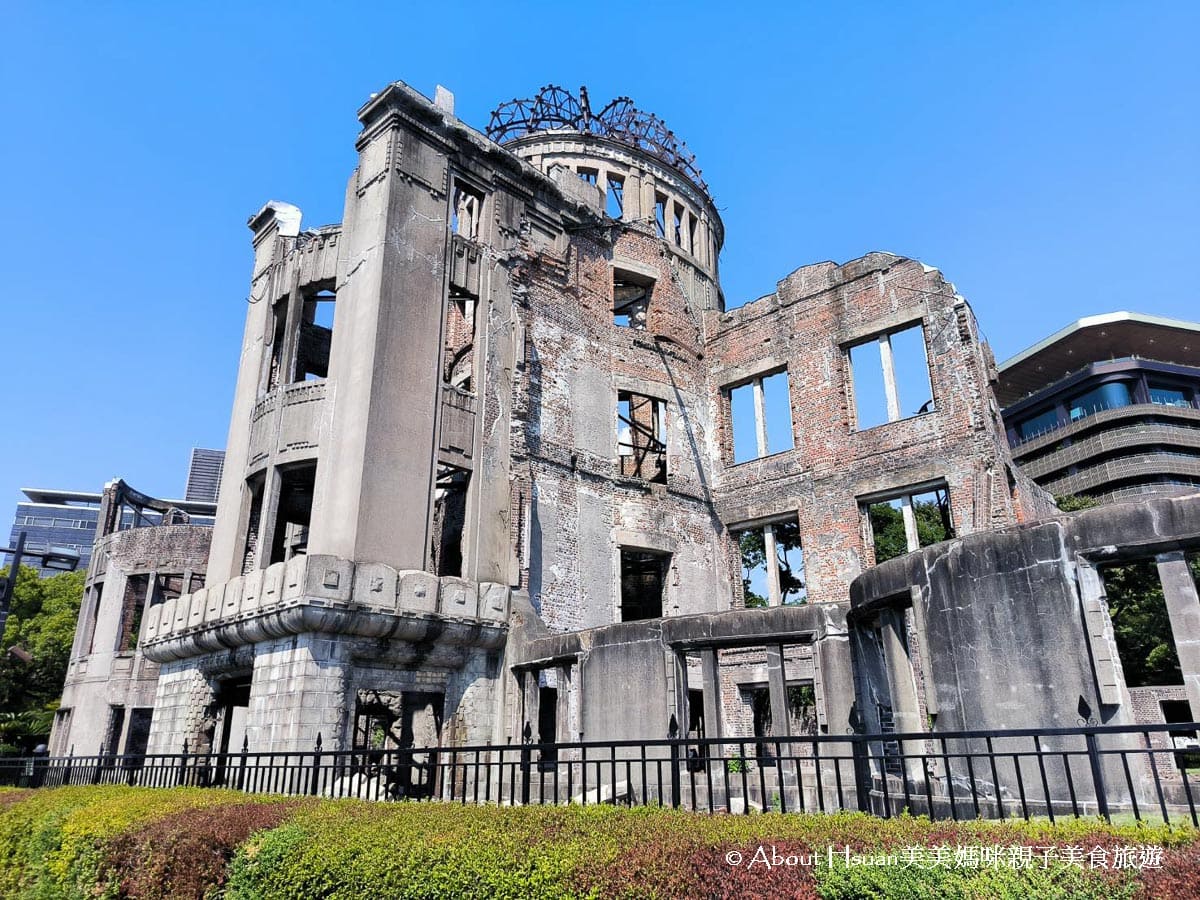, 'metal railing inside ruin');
3,722,1199,826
